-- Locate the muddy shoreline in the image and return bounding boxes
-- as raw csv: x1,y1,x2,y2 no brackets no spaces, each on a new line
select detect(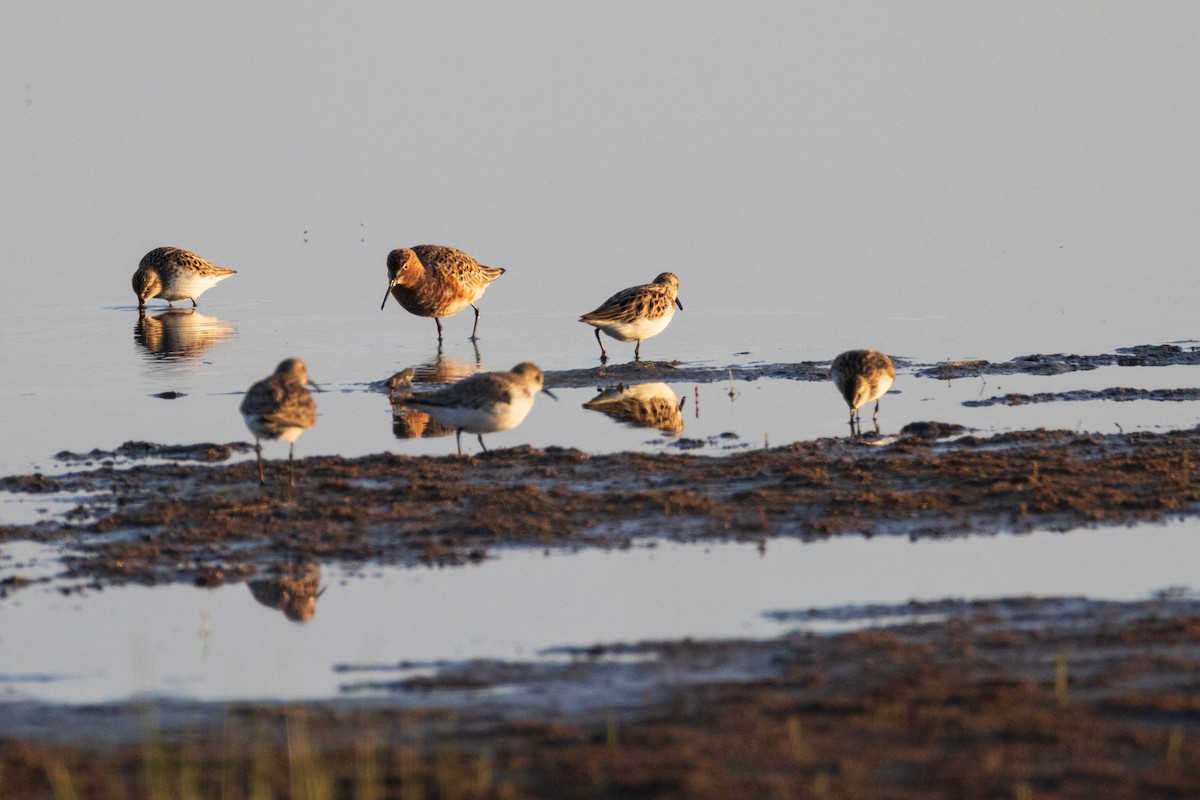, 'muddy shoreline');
2,423,1199,590
4,594,1200,798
